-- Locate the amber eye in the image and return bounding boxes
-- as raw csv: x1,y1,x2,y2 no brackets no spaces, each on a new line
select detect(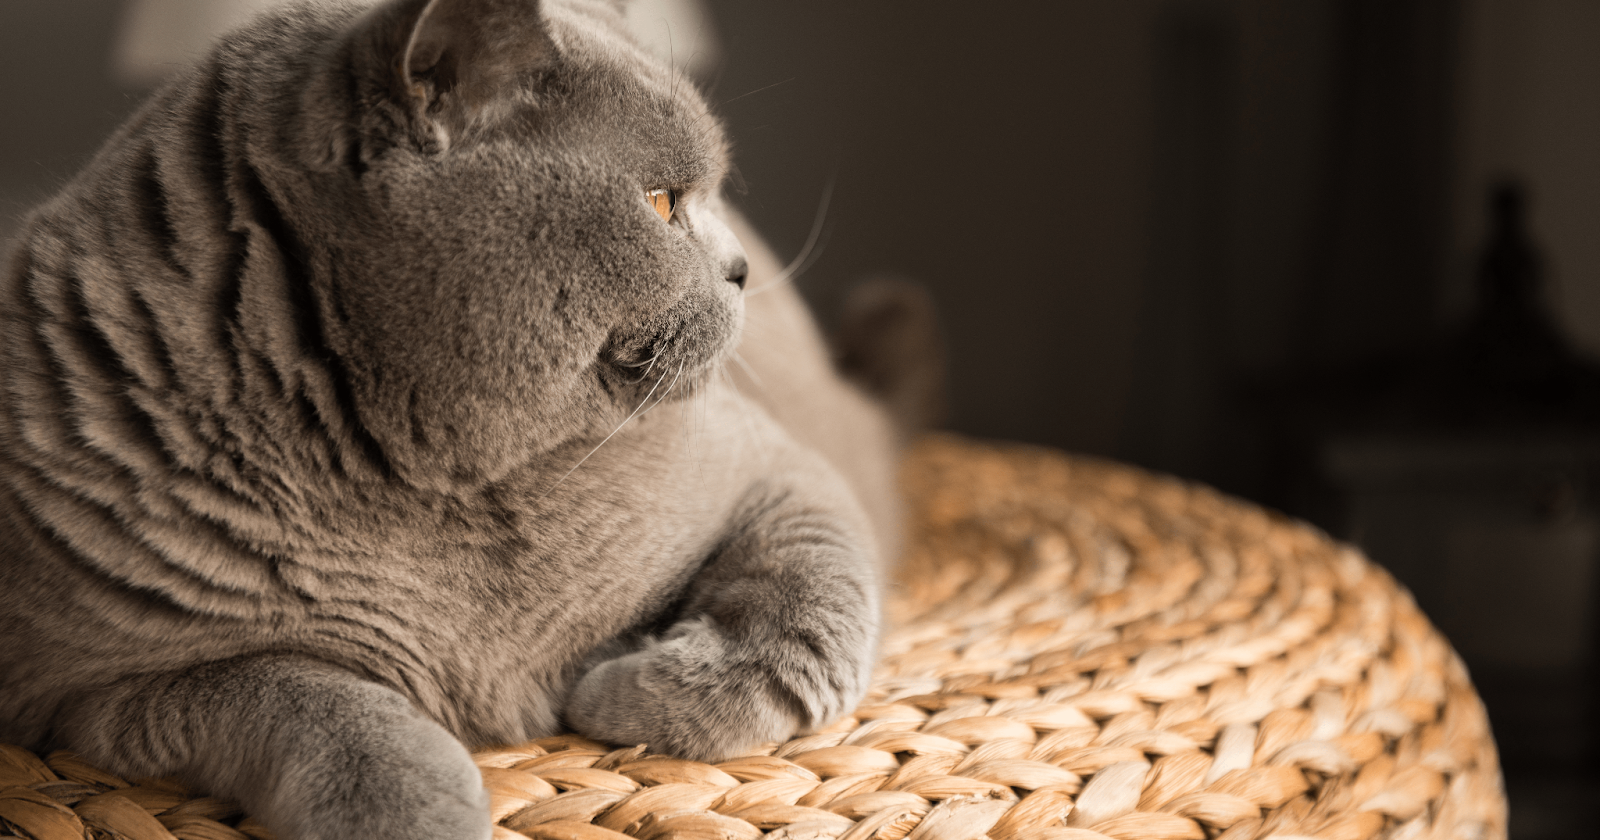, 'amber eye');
646,188,677,223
